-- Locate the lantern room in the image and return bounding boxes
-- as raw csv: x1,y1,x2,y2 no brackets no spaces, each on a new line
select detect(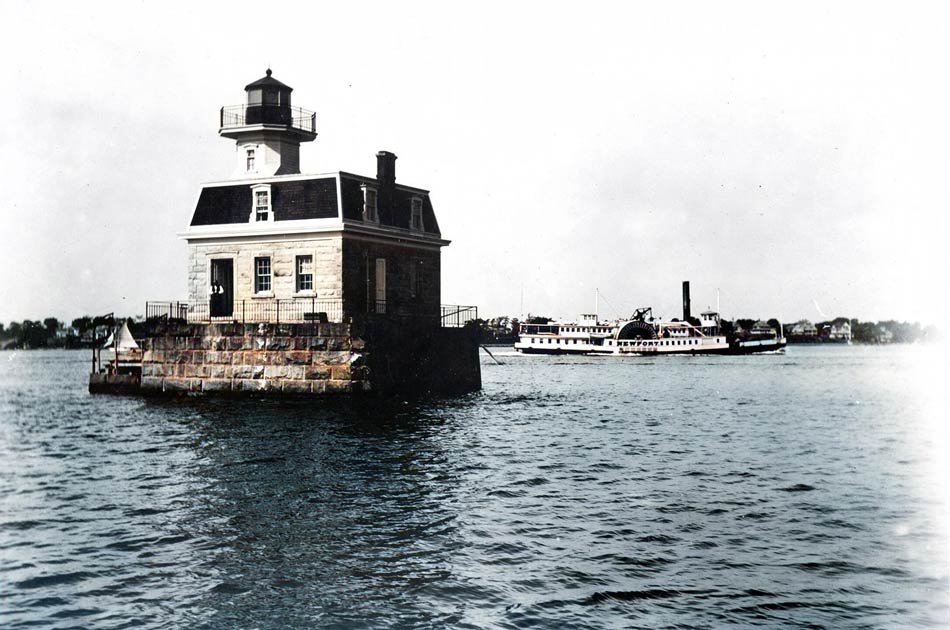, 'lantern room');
244,68,293,125
218,69,316,179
